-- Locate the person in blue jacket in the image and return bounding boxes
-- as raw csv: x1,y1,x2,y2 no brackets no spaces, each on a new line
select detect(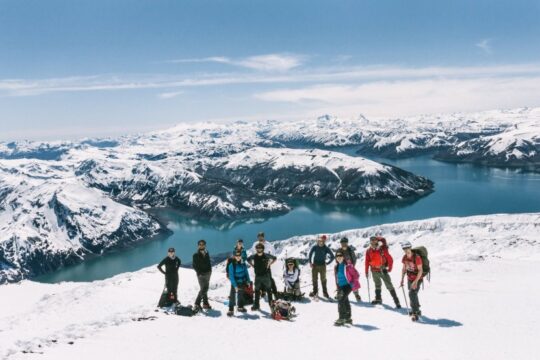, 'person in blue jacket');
334,250,353,326
308,235,335,298
227,250,251,317
233,239,248,262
